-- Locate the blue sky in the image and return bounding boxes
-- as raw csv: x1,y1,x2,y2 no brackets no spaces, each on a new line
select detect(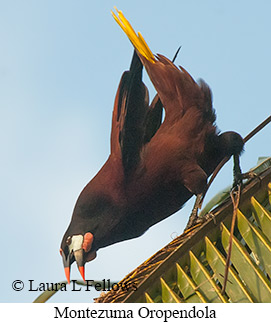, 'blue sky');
1,1,270,302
